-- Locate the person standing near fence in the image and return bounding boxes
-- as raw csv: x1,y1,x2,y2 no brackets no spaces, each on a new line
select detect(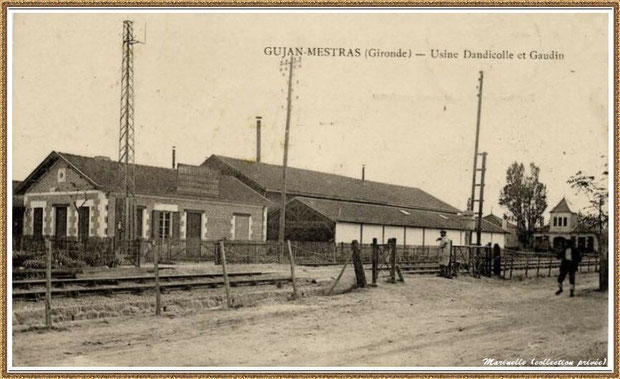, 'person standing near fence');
492,243,502,276
556,238,581,297
437,230,452,278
